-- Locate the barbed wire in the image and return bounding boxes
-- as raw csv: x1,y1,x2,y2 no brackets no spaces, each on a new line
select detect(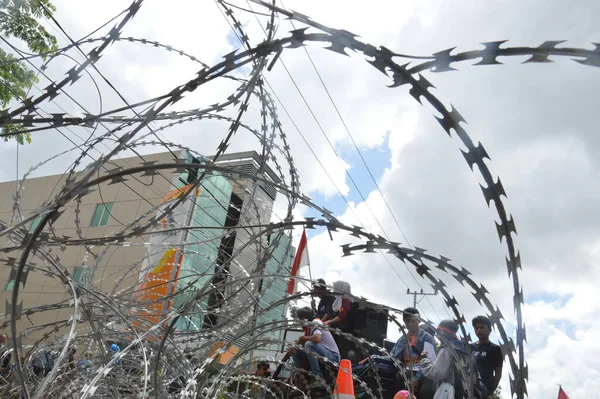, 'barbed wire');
0,0,597,397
